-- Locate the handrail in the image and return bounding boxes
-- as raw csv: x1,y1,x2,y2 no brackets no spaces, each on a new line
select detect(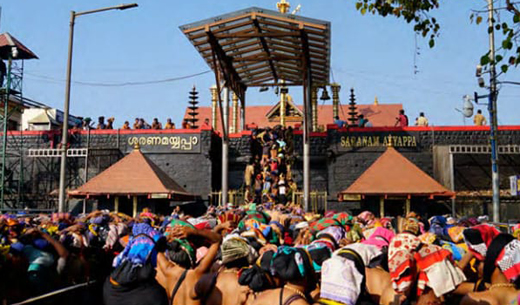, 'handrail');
10,280,96,305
